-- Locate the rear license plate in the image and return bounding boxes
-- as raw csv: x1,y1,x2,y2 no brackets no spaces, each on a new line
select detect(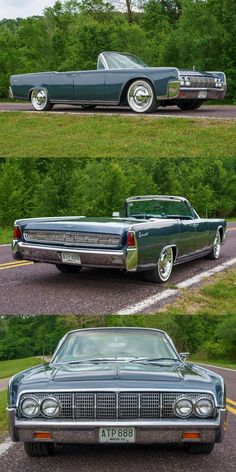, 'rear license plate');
99,427,135,443
198,90,207,99
61,253,81,264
